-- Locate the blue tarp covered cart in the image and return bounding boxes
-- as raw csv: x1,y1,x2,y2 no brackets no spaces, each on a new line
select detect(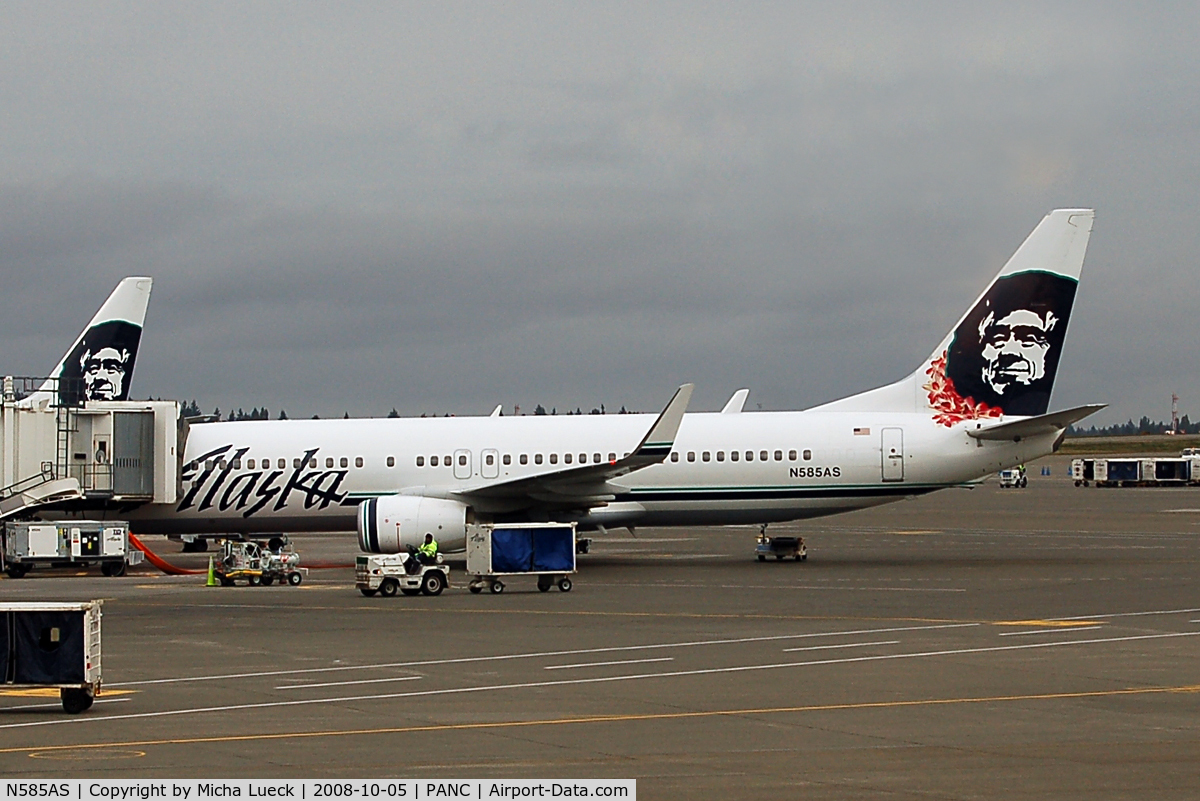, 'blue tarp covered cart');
466,523,577,594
